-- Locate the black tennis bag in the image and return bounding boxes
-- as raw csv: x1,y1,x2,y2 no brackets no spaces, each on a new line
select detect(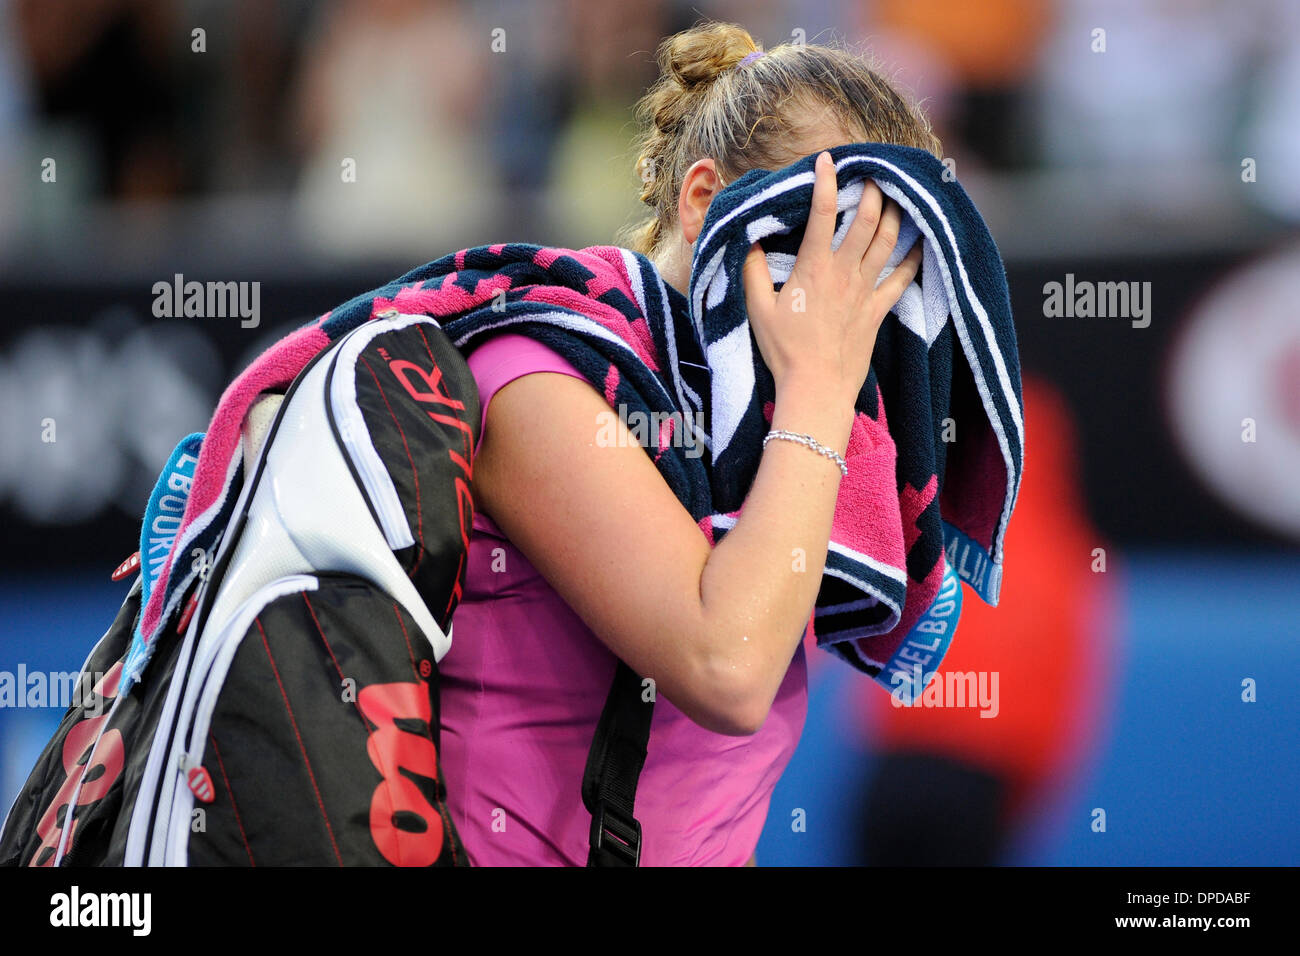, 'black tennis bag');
1,310,652,867
0,313,480,866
